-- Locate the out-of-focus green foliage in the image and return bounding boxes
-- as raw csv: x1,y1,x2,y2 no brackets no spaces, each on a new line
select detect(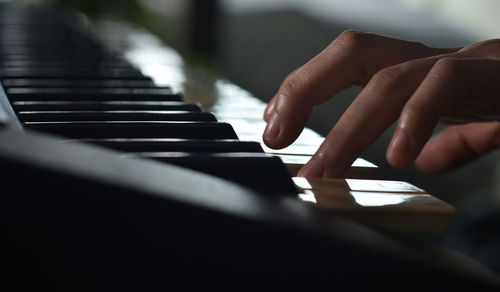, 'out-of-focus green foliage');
24,0,149,24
